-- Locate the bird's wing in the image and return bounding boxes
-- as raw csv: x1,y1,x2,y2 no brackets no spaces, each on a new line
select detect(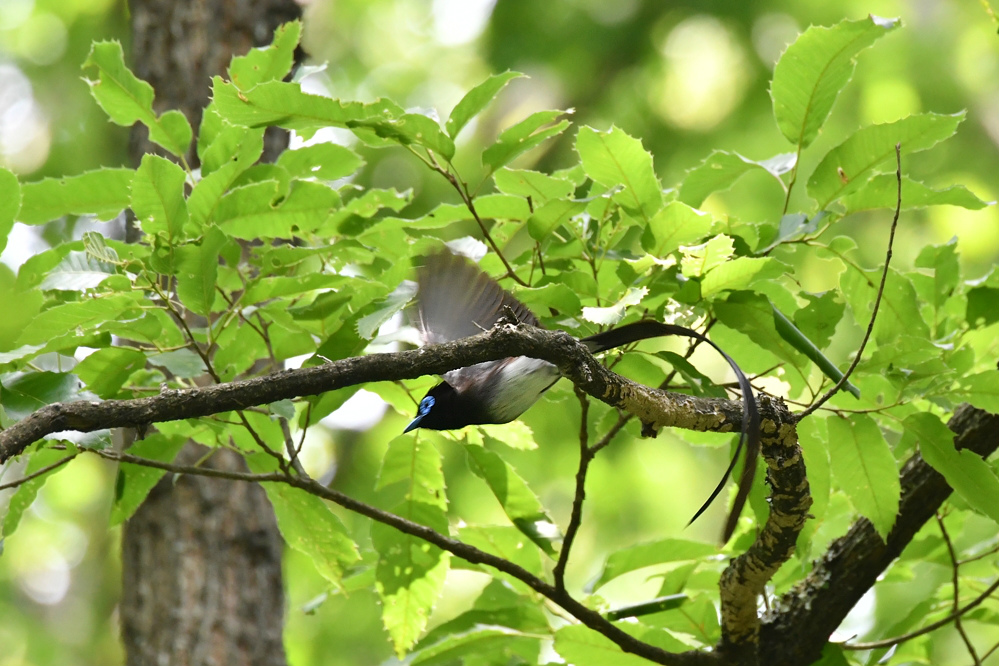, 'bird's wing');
414,251,539,345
